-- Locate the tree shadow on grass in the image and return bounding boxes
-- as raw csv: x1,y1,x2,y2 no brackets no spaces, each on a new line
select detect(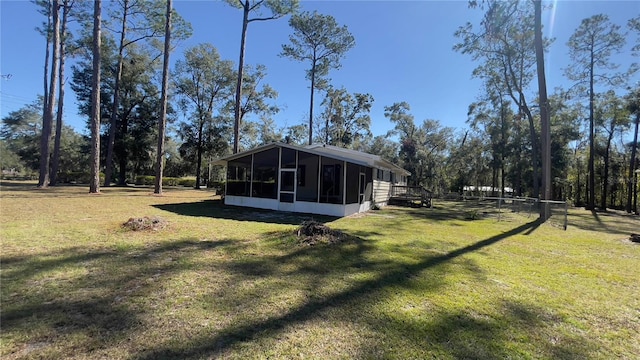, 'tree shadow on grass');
382,203,471,222
134,220,556,360
153,199,339,225
382,200,524,223
355,299,595,359
0,180,36,189
0,182,167,199
0,238,237,358
2,219,598,359
569,209,639,236
0,239,235,285
1,234,381,359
